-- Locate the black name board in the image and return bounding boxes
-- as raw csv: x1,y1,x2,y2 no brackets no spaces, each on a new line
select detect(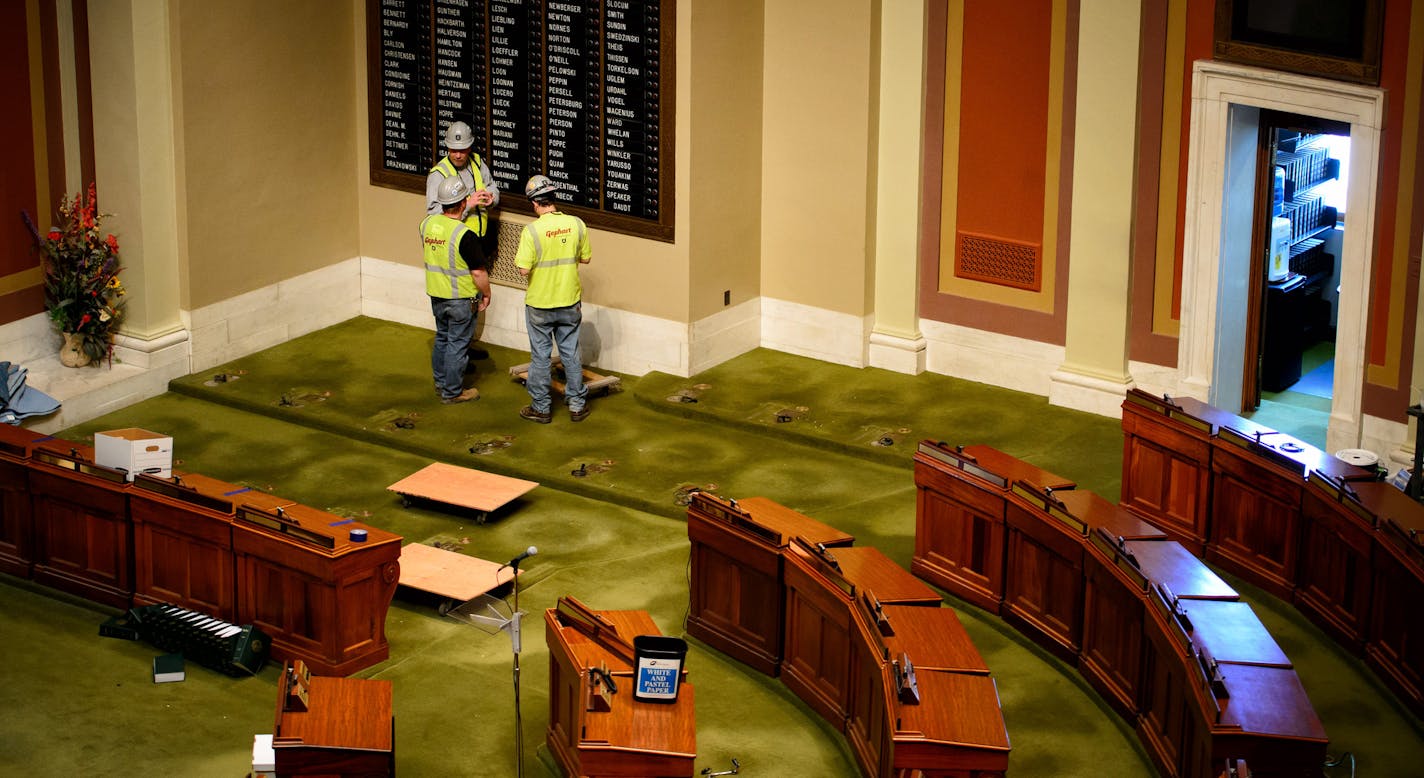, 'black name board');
367,0,674,241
